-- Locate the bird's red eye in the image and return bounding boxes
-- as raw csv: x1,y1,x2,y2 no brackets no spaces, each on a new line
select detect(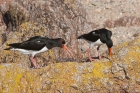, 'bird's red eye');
60,40,62,42
59,39,65,44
